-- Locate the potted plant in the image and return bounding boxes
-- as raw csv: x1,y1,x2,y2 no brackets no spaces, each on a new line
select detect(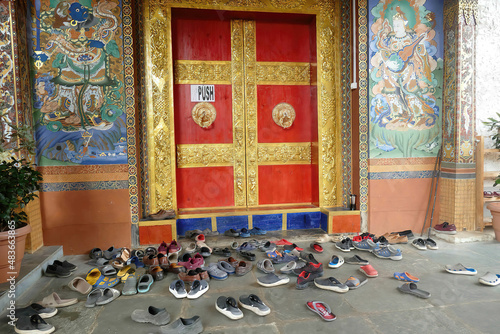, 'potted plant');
0,112,43,283
483,114,500,241
483,112,500,149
